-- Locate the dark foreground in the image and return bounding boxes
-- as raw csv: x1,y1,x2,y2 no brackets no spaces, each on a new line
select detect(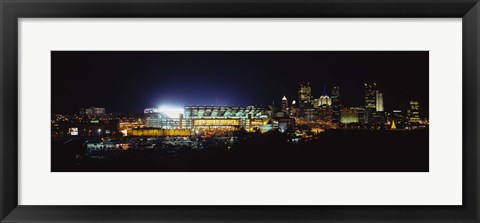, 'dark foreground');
52,129,429,172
